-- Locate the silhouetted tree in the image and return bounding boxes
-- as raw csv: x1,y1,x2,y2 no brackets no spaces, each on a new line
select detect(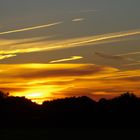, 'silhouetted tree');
0,91,140,129
0,91,9,99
